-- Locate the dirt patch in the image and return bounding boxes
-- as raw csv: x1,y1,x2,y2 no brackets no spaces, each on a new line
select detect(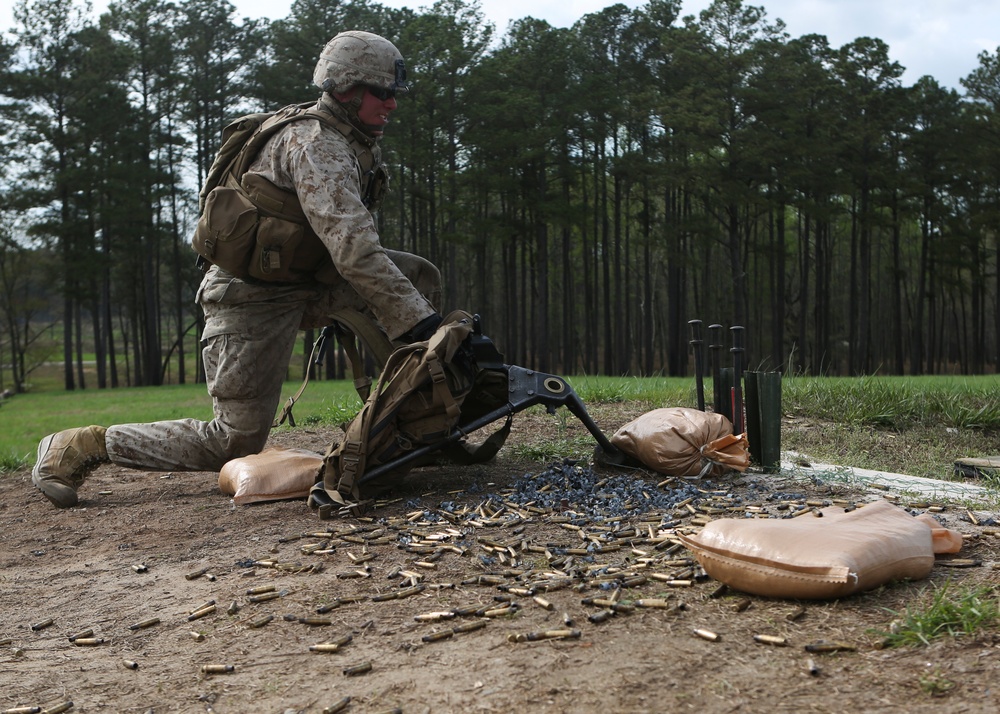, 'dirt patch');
2,407,999,714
